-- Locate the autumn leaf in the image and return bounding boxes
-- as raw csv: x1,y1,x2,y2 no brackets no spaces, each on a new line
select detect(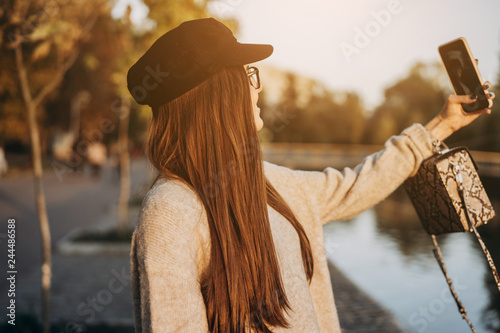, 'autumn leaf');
83,54,99,70
31,41,52,62
30,24,53,42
